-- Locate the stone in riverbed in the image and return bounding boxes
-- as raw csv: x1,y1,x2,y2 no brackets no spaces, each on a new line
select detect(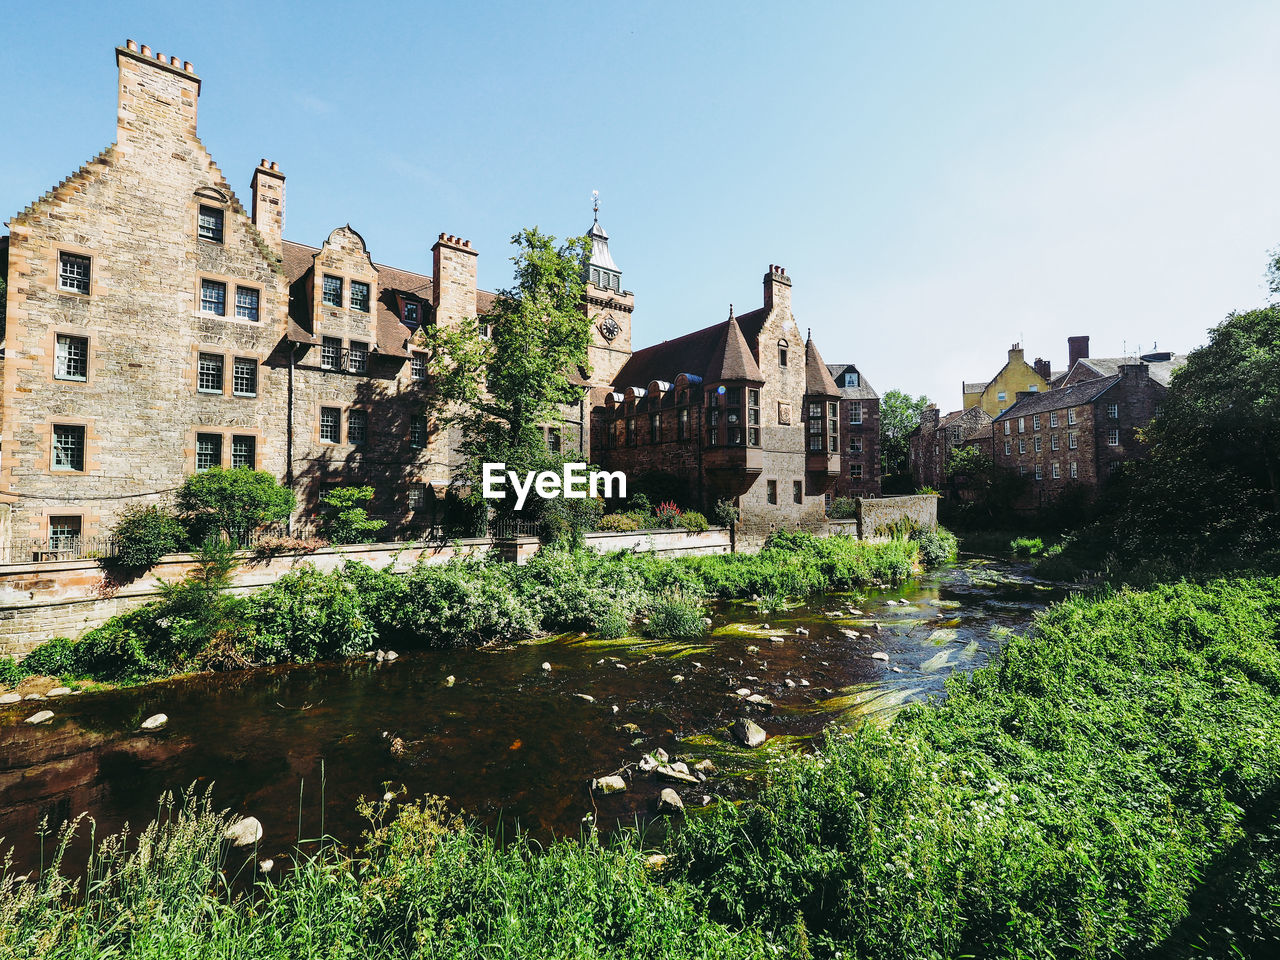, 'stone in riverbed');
593,775,627,795
25,710,54,725
24,693,44,701
445,676,456,687
48,687,73,697
671,675,685,683
735,687,752,697
656,788,684,813
639,754,659,772
0,693,20,705
795,627,809,636
572,693,595,703
694,759,717,775
746,693,773,706
655,747,669,763
784,679,796,688
140,713,168,731
731,717,768,747
621,723,641,734
383,651,398,661
541,662,552,672
223,817,263,847
871,651,890,662
259,859,274,873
